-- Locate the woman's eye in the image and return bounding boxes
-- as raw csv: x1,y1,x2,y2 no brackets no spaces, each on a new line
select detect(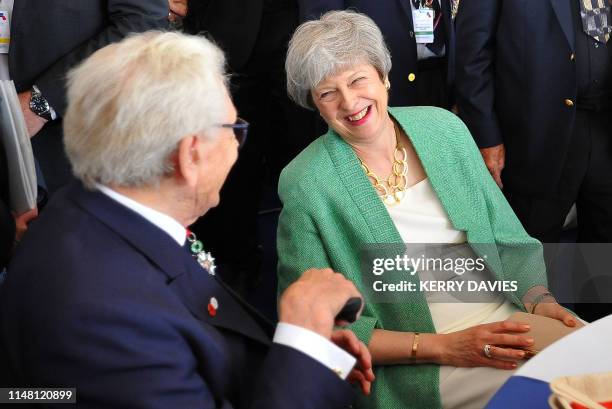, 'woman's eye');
320,90,335,100
352,77,366,85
